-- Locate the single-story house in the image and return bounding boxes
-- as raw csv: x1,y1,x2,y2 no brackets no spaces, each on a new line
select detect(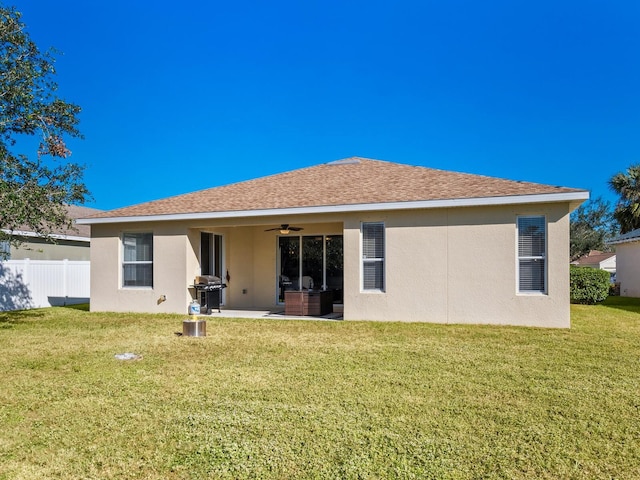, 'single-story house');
570,250,616,281
78,157,588,327
2,205,101,261
607,229,640,297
